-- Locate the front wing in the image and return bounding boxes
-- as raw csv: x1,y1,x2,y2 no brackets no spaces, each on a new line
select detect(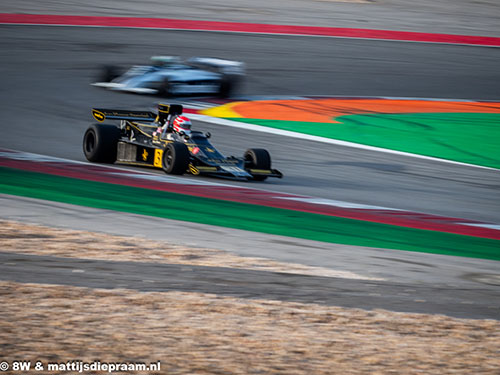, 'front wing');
115,142,282,179
188,164,281,179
